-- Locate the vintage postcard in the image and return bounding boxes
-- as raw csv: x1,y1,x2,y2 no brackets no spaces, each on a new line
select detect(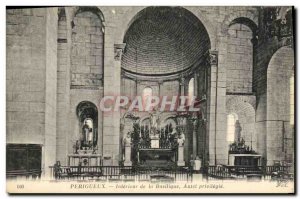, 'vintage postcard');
6,6,295,194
